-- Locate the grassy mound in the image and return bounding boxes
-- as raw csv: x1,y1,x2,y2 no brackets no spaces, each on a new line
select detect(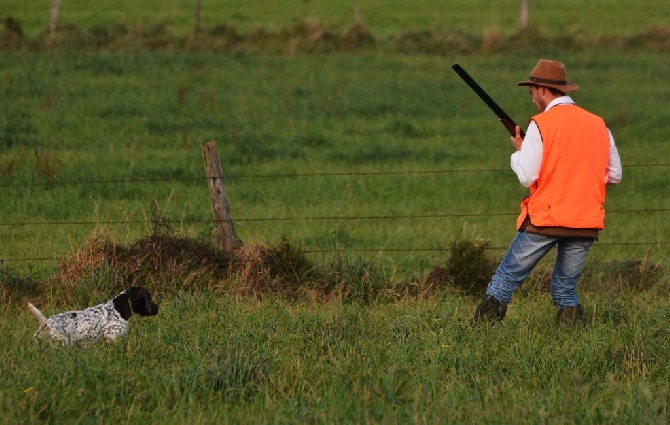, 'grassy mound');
2,224,666,308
